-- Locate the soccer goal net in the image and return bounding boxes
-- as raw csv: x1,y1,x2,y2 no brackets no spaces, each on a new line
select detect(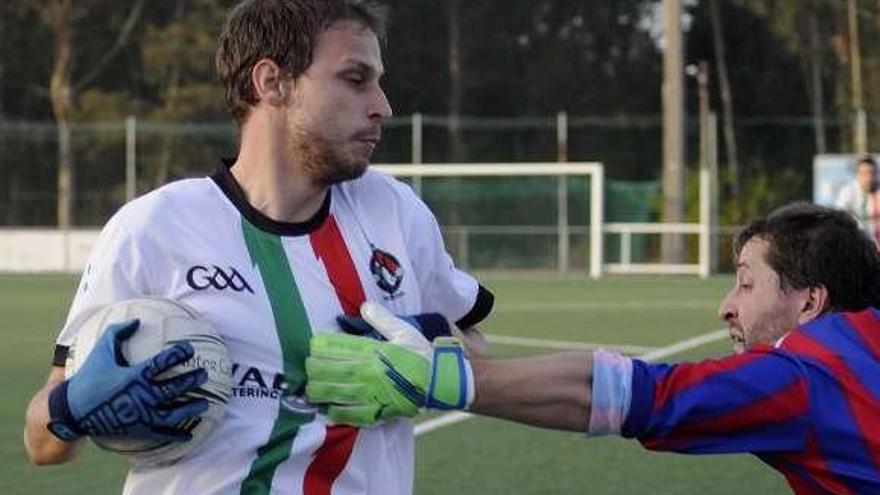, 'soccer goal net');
375,162,714,278
374,163,604,277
